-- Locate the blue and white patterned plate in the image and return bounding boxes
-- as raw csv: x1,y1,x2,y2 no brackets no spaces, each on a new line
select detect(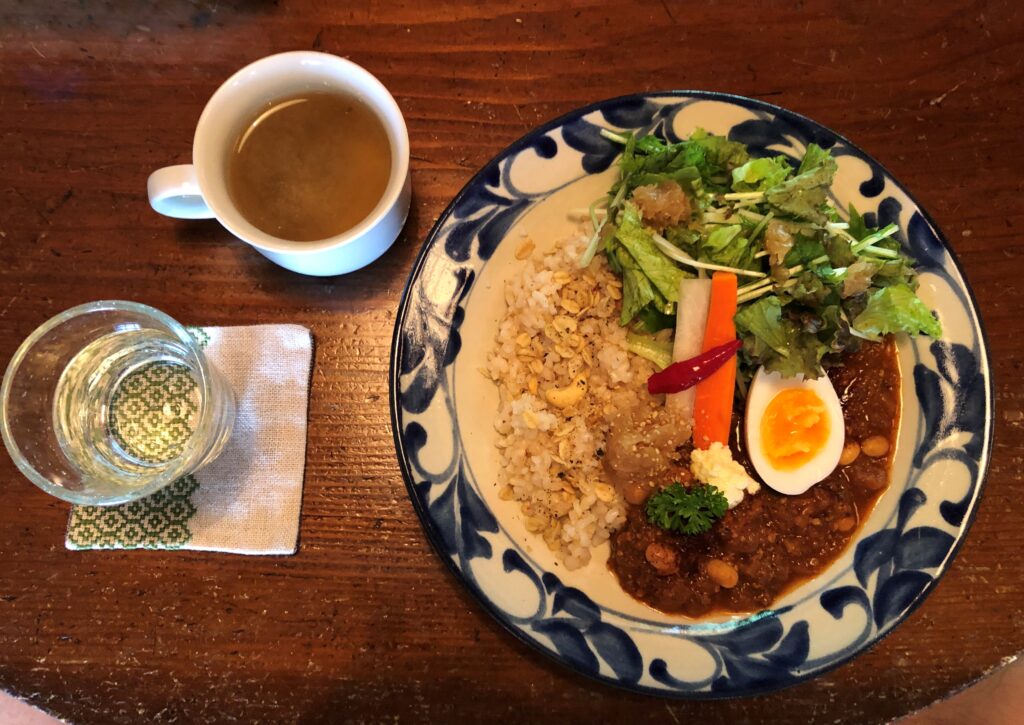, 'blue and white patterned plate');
389,92,993,697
